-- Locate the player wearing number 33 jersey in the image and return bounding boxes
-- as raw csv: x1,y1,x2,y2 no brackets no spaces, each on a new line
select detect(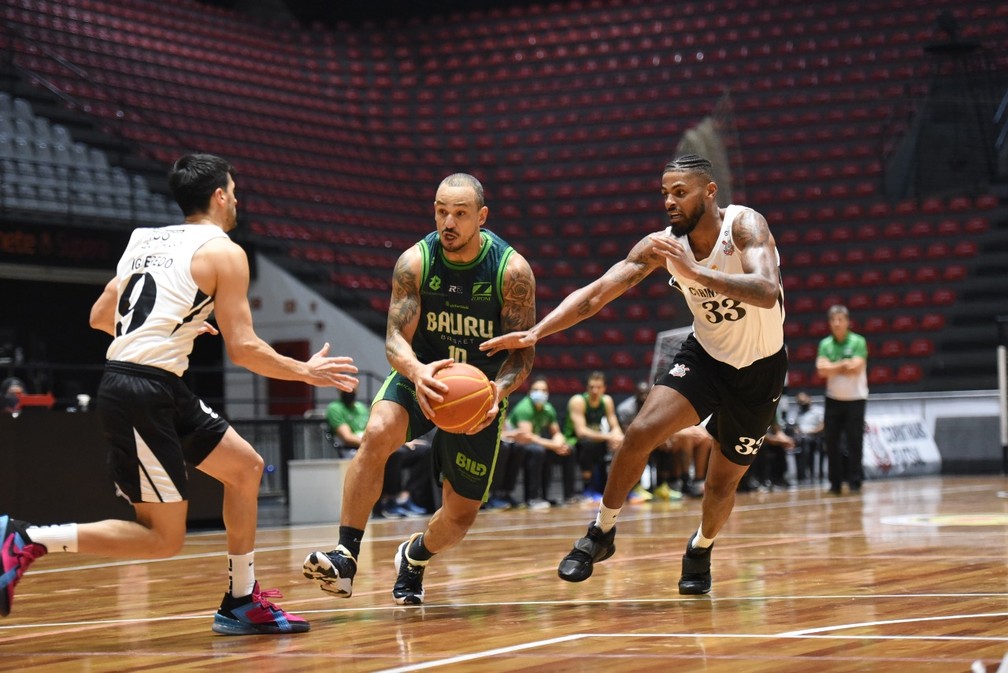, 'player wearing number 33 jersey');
480,155,787,595
668,203,784,371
